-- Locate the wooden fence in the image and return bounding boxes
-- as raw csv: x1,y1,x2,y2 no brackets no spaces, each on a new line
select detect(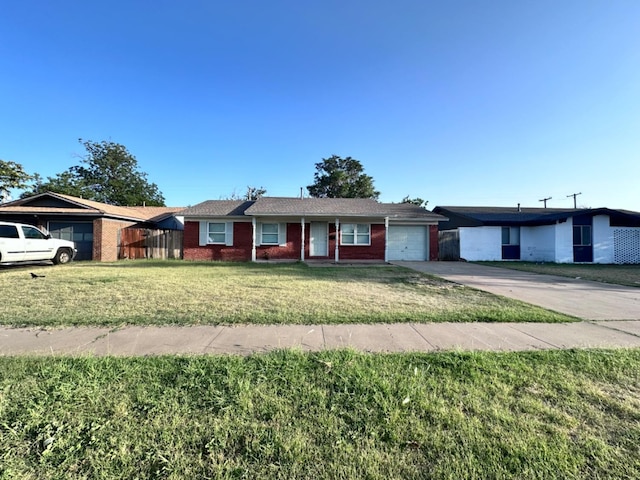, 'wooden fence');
118,228,183,260
438,230,460,261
